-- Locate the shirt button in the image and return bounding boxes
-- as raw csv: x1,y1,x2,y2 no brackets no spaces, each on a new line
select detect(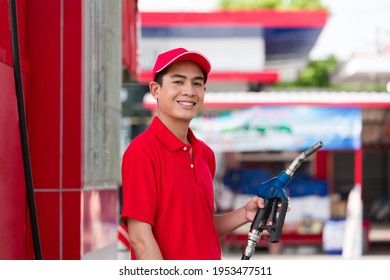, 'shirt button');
183,147,187,151
190,164,194,168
